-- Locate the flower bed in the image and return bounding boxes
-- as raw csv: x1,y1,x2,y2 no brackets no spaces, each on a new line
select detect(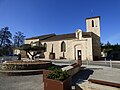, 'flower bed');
1,60,52,70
